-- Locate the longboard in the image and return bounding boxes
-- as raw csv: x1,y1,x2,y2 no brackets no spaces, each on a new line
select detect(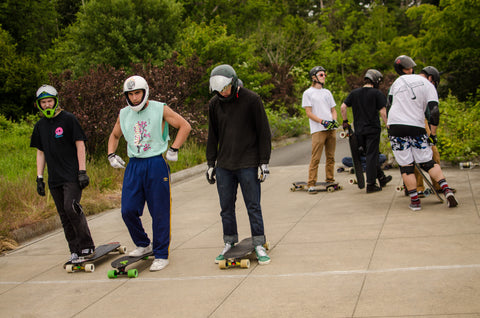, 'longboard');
290,181,342,193
64,242,127,273
414,162,443,202
108,251,154,278
218,237,269,269
340,127,365,189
